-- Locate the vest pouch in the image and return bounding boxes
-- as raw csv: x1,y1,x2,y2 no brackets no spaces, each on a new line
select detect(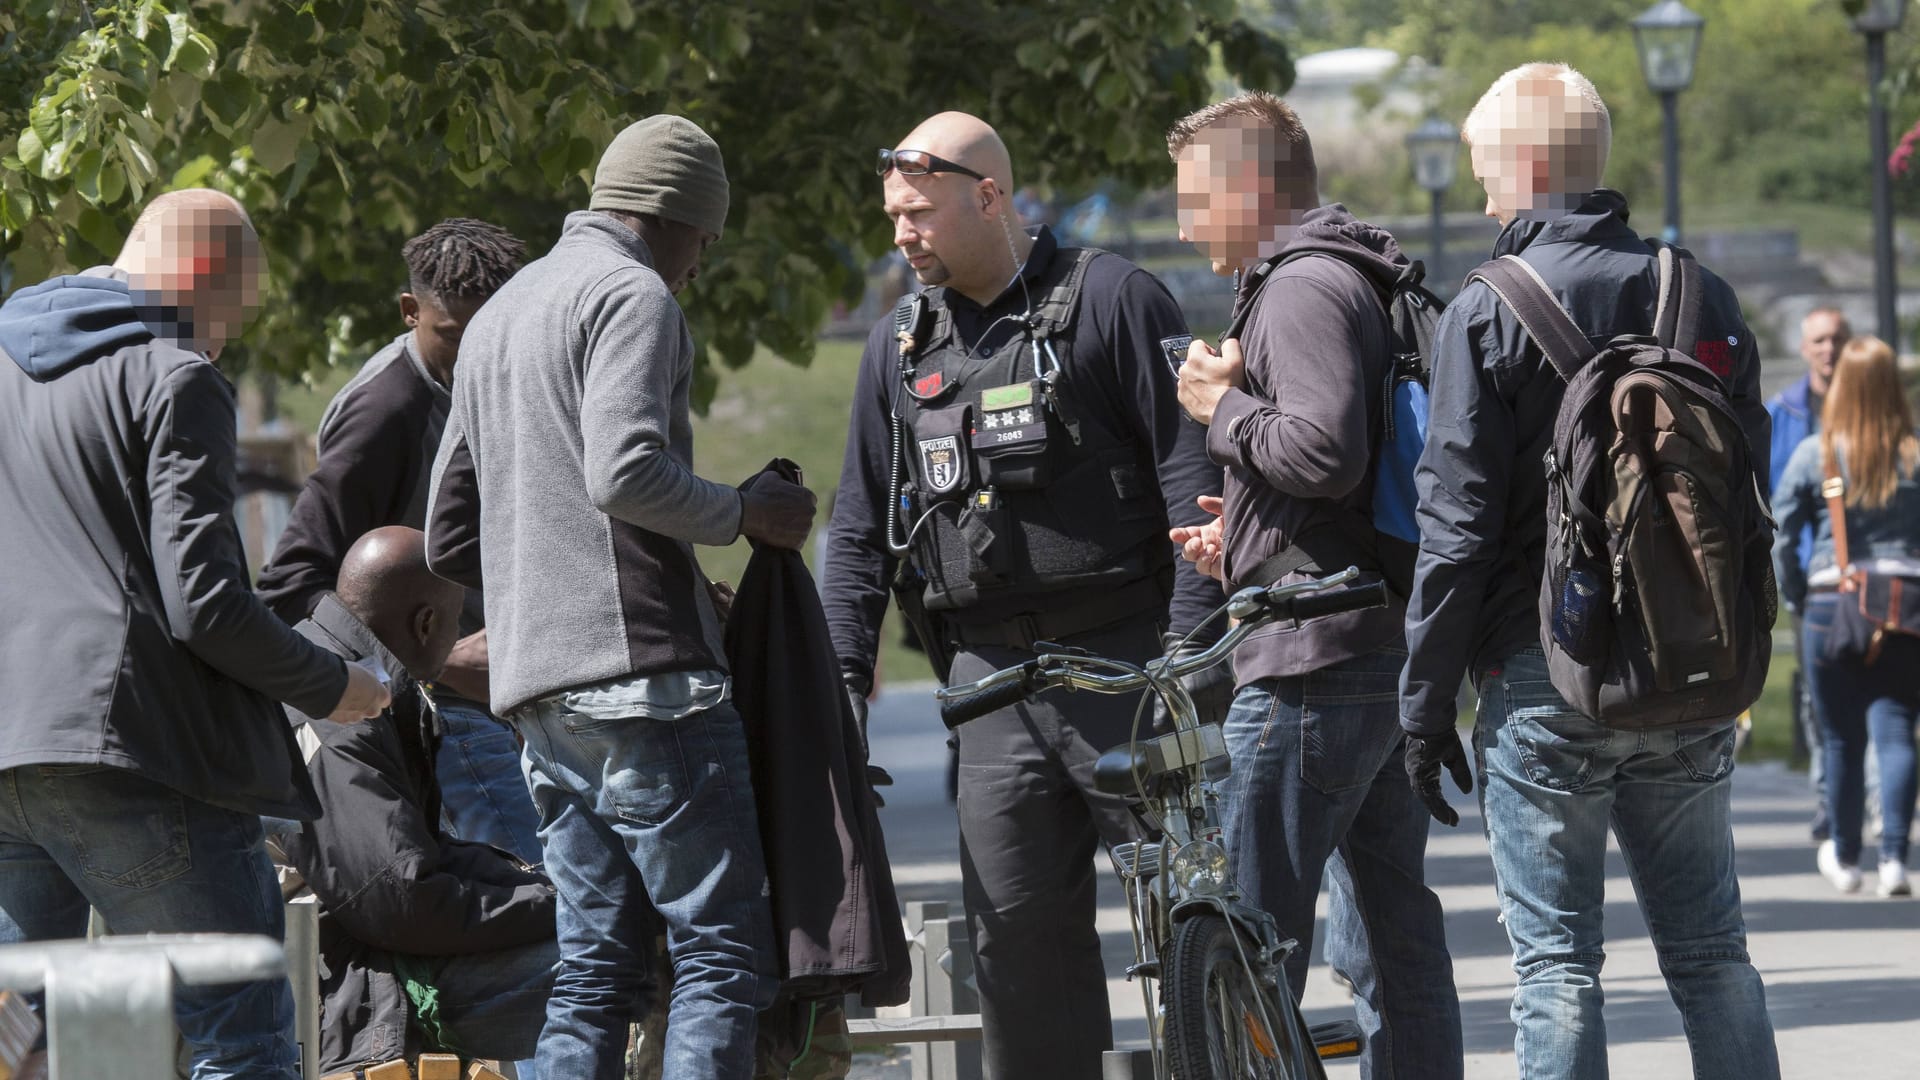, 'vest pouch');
958,490,1015,586
971,381,1053,490
908,403,973,502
